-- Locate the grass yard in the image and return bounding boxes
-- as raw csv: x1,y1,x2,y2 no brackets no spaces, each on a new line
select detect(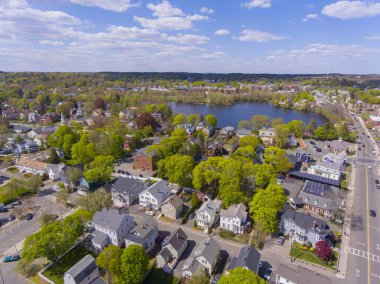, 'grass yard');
7,167,19,174
219,229,250,244
143,268,180,284
64,159,81,166
42,245,95,284
160,216,176,223
290,244,338,271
